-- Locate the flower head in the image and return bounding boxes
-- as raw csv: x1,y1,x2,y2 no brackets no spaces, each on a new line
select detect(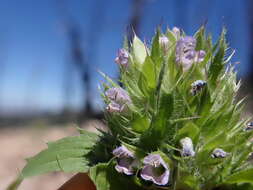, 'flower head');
211,148,229,158
105,87,131,104
191,80,207,95
140,154,170,186
180,137,195,157
176,36,206,71
115,49,129,67
176,36,196,55
112,145,137,175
